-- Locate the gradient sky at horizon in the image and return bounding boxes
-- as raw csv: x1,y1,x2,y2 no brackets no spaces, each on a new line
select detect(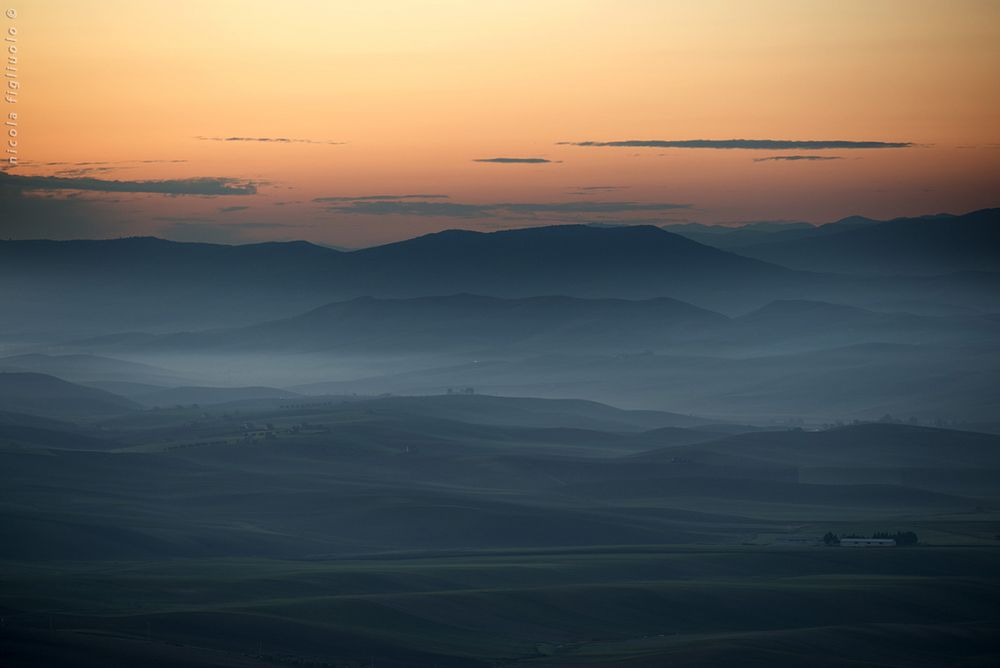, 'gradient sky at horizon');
2,0,999,246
